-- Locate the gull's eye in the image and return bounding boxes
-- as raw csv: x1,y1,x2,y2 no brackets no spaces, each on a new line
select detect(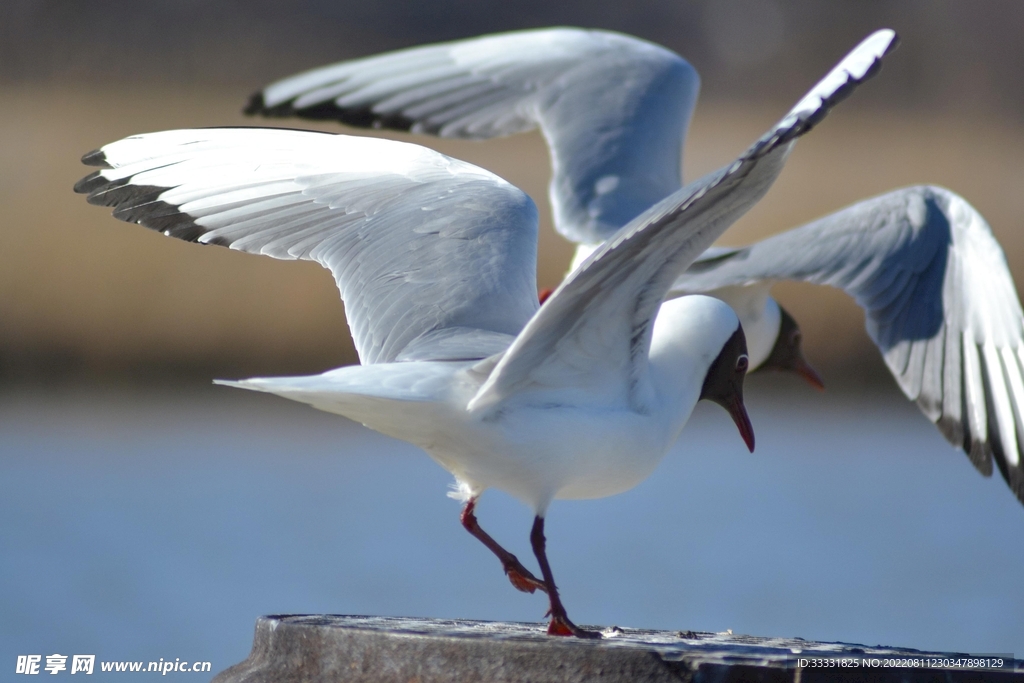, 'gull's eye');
736,354,749,373
790,330,802,345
